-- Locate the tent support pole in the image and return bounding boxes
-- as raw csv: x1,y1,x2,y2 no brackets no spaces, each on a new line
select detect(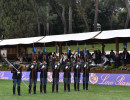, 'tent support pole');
115,38,119,55
59,42,62,59
102,43,105,55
